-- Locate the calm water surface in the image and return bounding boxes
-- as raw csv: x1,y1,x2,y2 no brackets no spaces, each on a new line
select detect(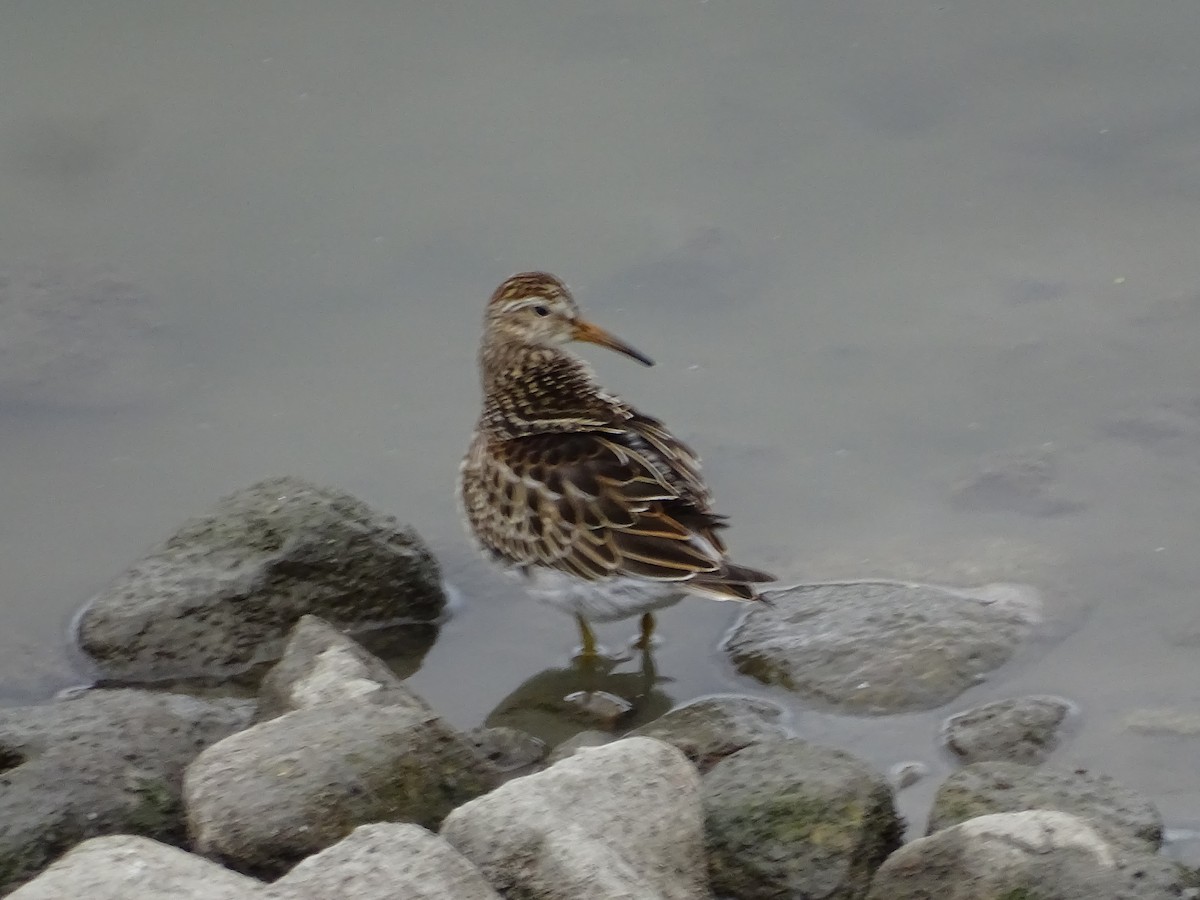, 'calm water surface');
2,0,1200,849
